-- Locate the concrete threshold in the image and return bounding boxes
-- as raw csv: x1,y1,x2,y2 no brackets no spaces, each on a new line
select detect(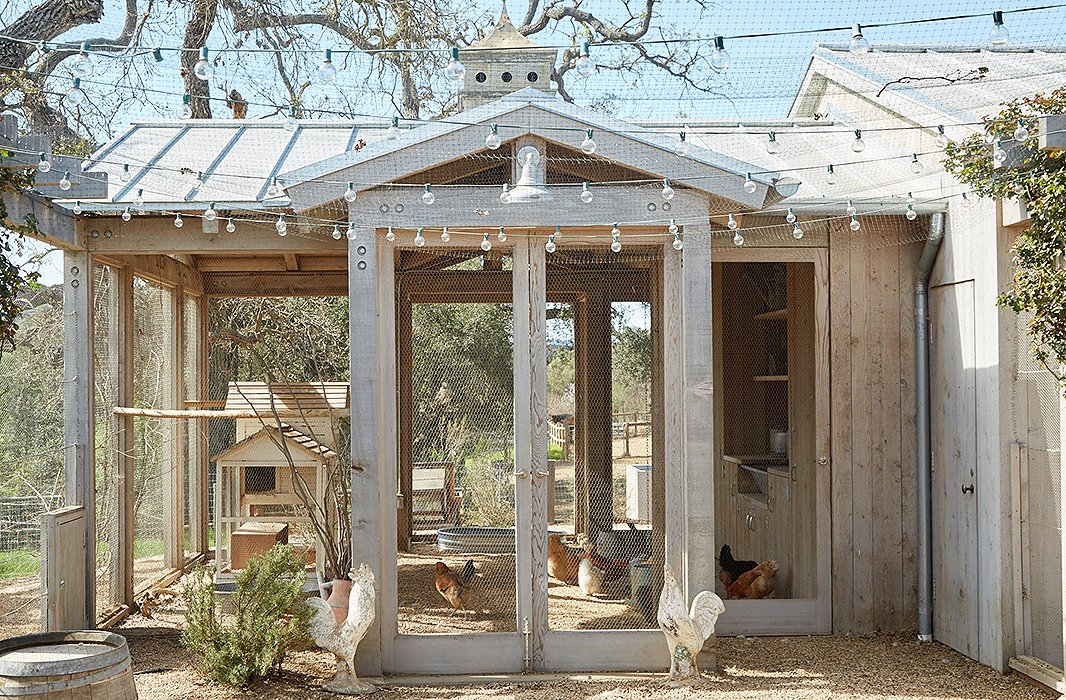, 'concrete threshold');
370,672,663,687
